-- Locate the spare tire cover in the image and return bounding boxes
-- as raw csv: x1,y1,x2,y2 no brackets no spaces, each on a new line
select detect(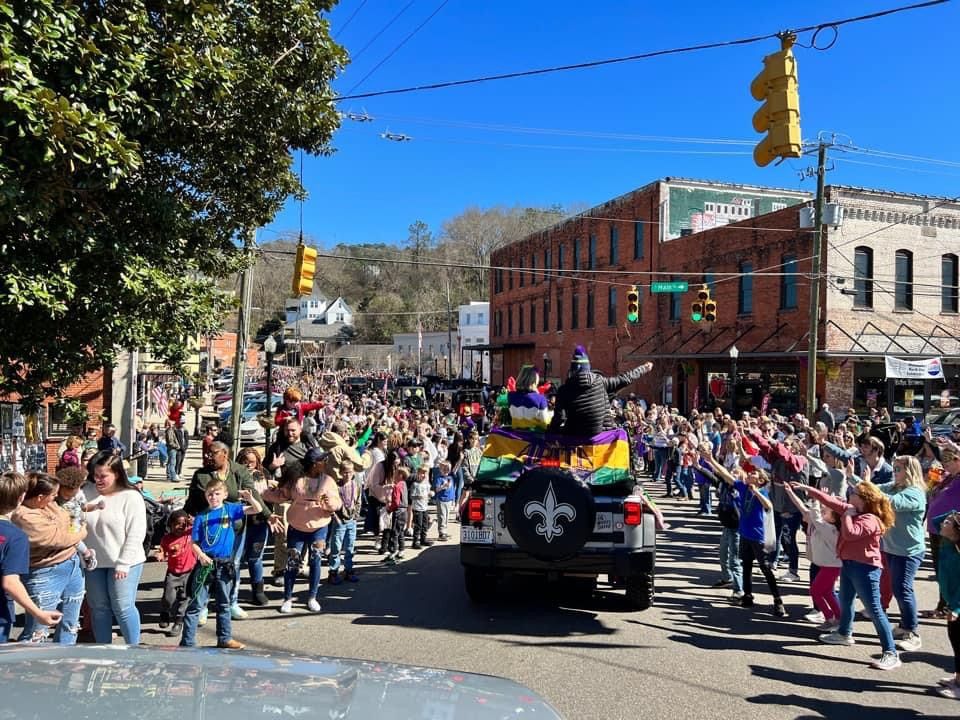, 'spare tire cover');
505,467,595,561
